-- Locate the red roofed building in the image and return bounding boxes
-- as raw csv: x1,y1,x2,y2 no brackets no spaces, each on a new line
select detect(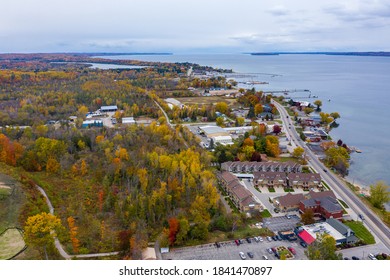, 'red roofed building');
298,229,316,245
